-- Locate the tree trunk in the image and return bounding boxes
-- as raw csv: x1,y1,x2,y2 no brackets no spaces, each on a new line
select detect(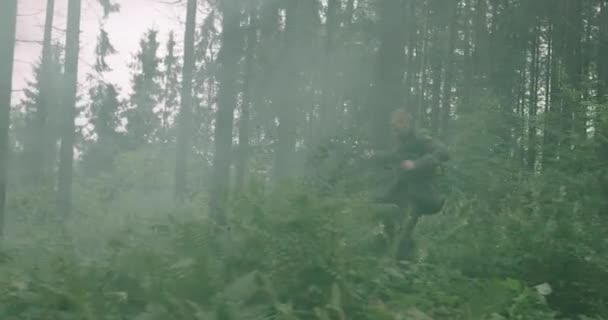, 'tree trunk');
274,0,317,180
404,0,417,112
235,2,258,192
516,55,526,167
543,21,562,167
472,0,488,87
174,0,197,201
429,51,442,135
318,0,340,142
370,0,407,148
461,0,474,112
56,0,82,218
345,0,355,27
274,0,298,180
440,0,458,139
415,2,430,128
564,0,585,142
598,0,607,101
599,0,608,212
527,23,540,171
0,0,18,240
35,0,56,182
209,0,242,224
